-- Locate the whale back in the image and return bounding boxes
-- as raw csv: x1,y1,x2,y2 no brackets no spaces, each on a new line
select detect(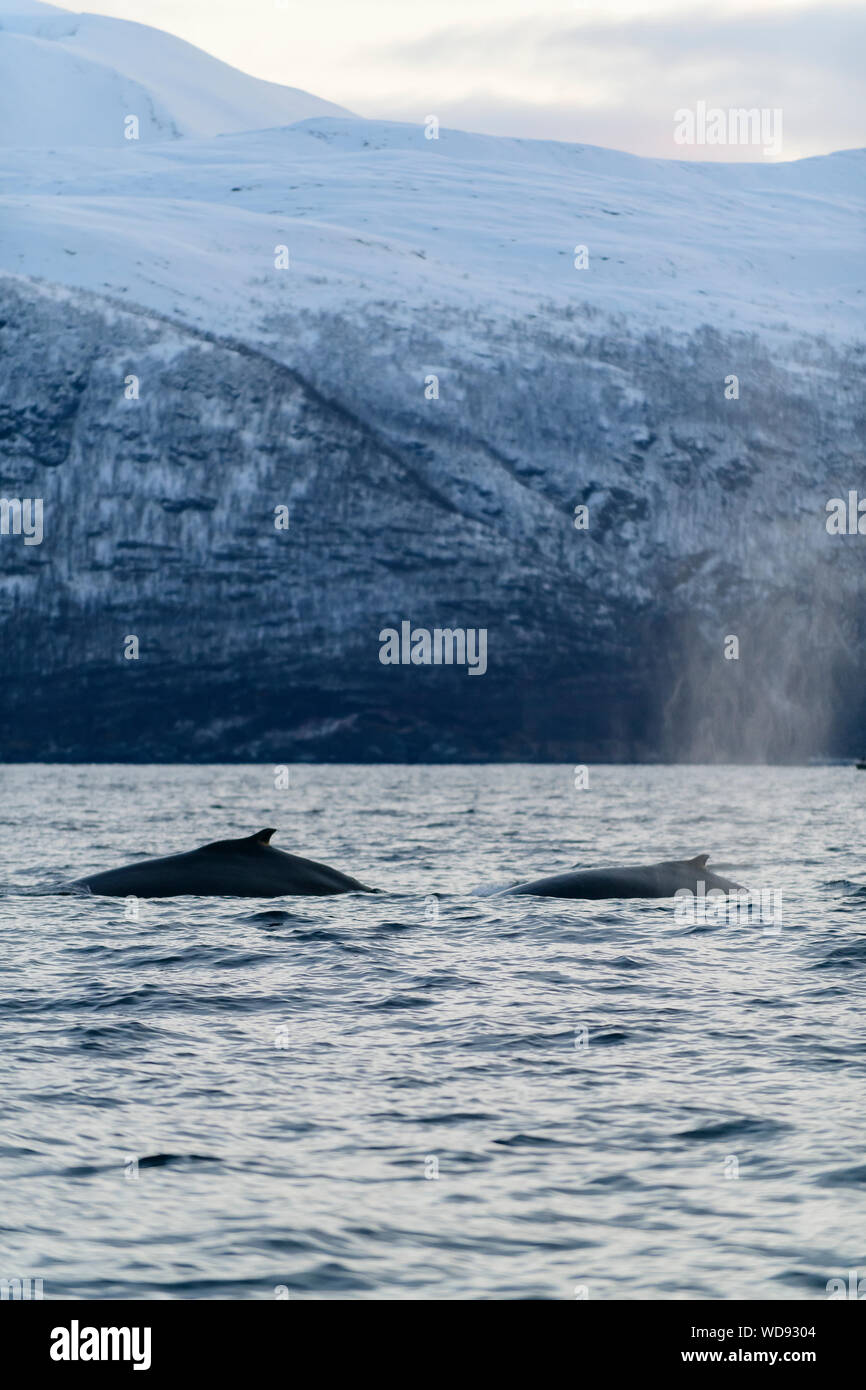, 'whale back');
503,854,742,899
71,829,377,898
